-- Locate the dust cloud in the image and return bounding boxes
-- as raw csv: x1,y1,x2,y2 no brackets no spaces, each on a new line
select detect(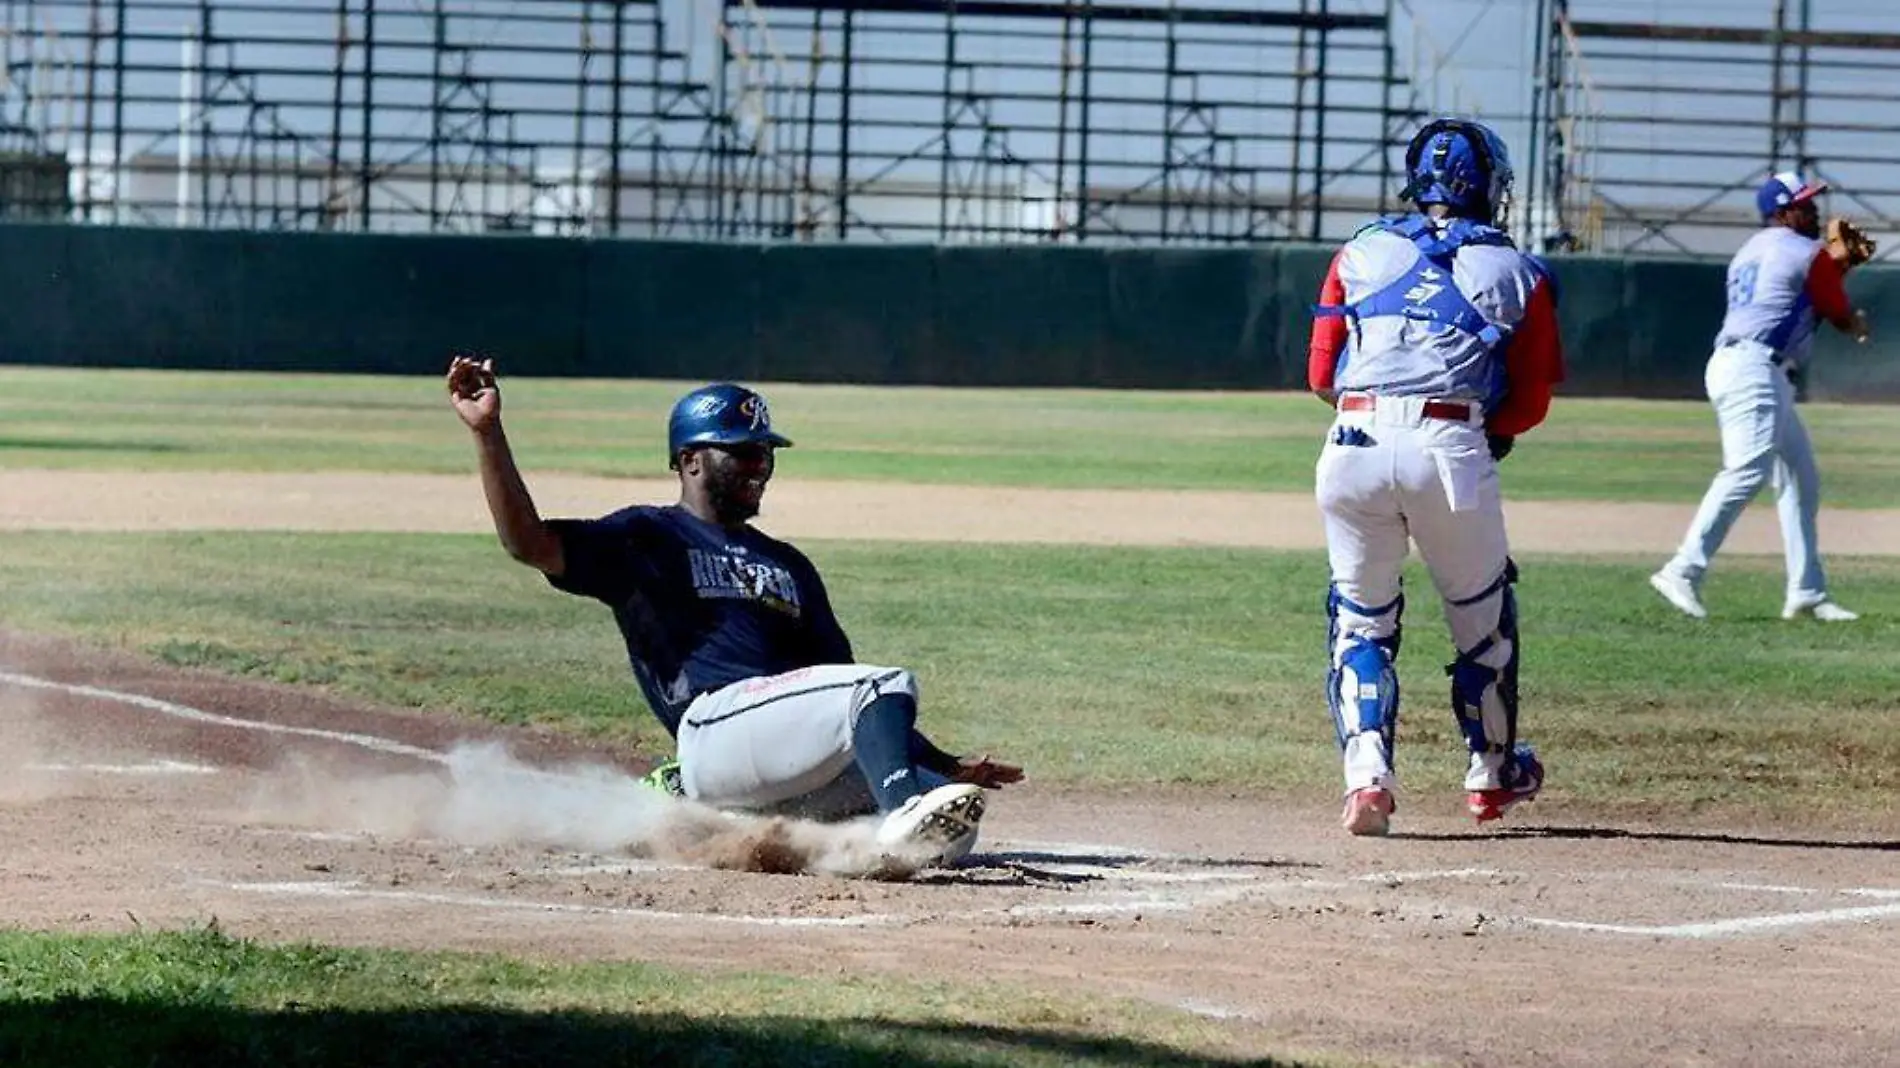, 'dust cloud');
248,740,926,879
0,687,66,803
